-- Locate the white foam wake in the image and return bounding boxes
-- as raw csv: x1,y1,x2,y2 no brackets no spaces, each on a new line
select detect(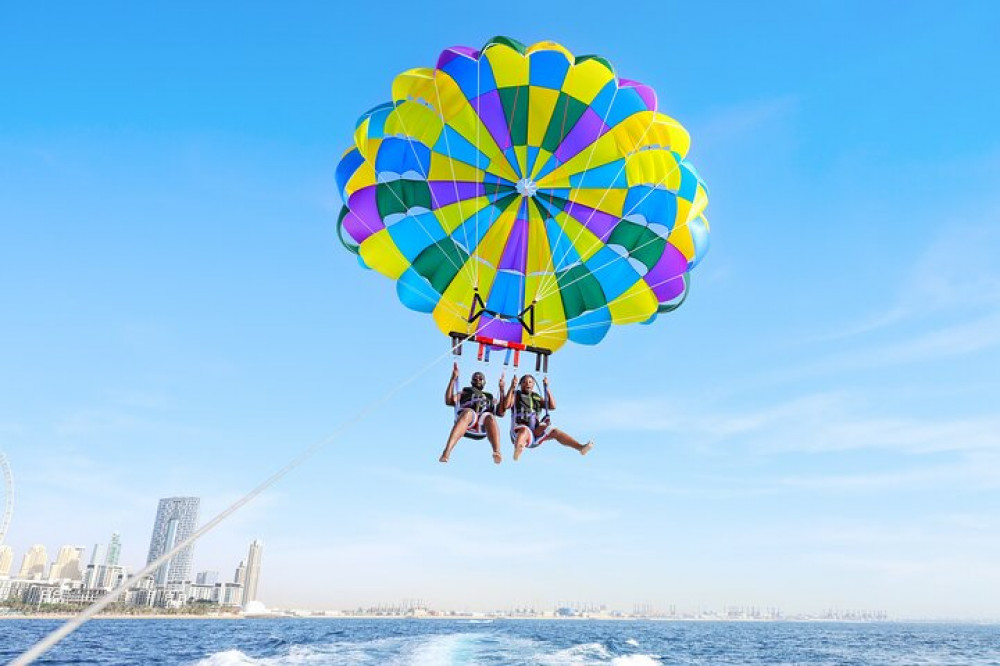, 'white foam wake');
193,649,259,665
611,656,661,665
